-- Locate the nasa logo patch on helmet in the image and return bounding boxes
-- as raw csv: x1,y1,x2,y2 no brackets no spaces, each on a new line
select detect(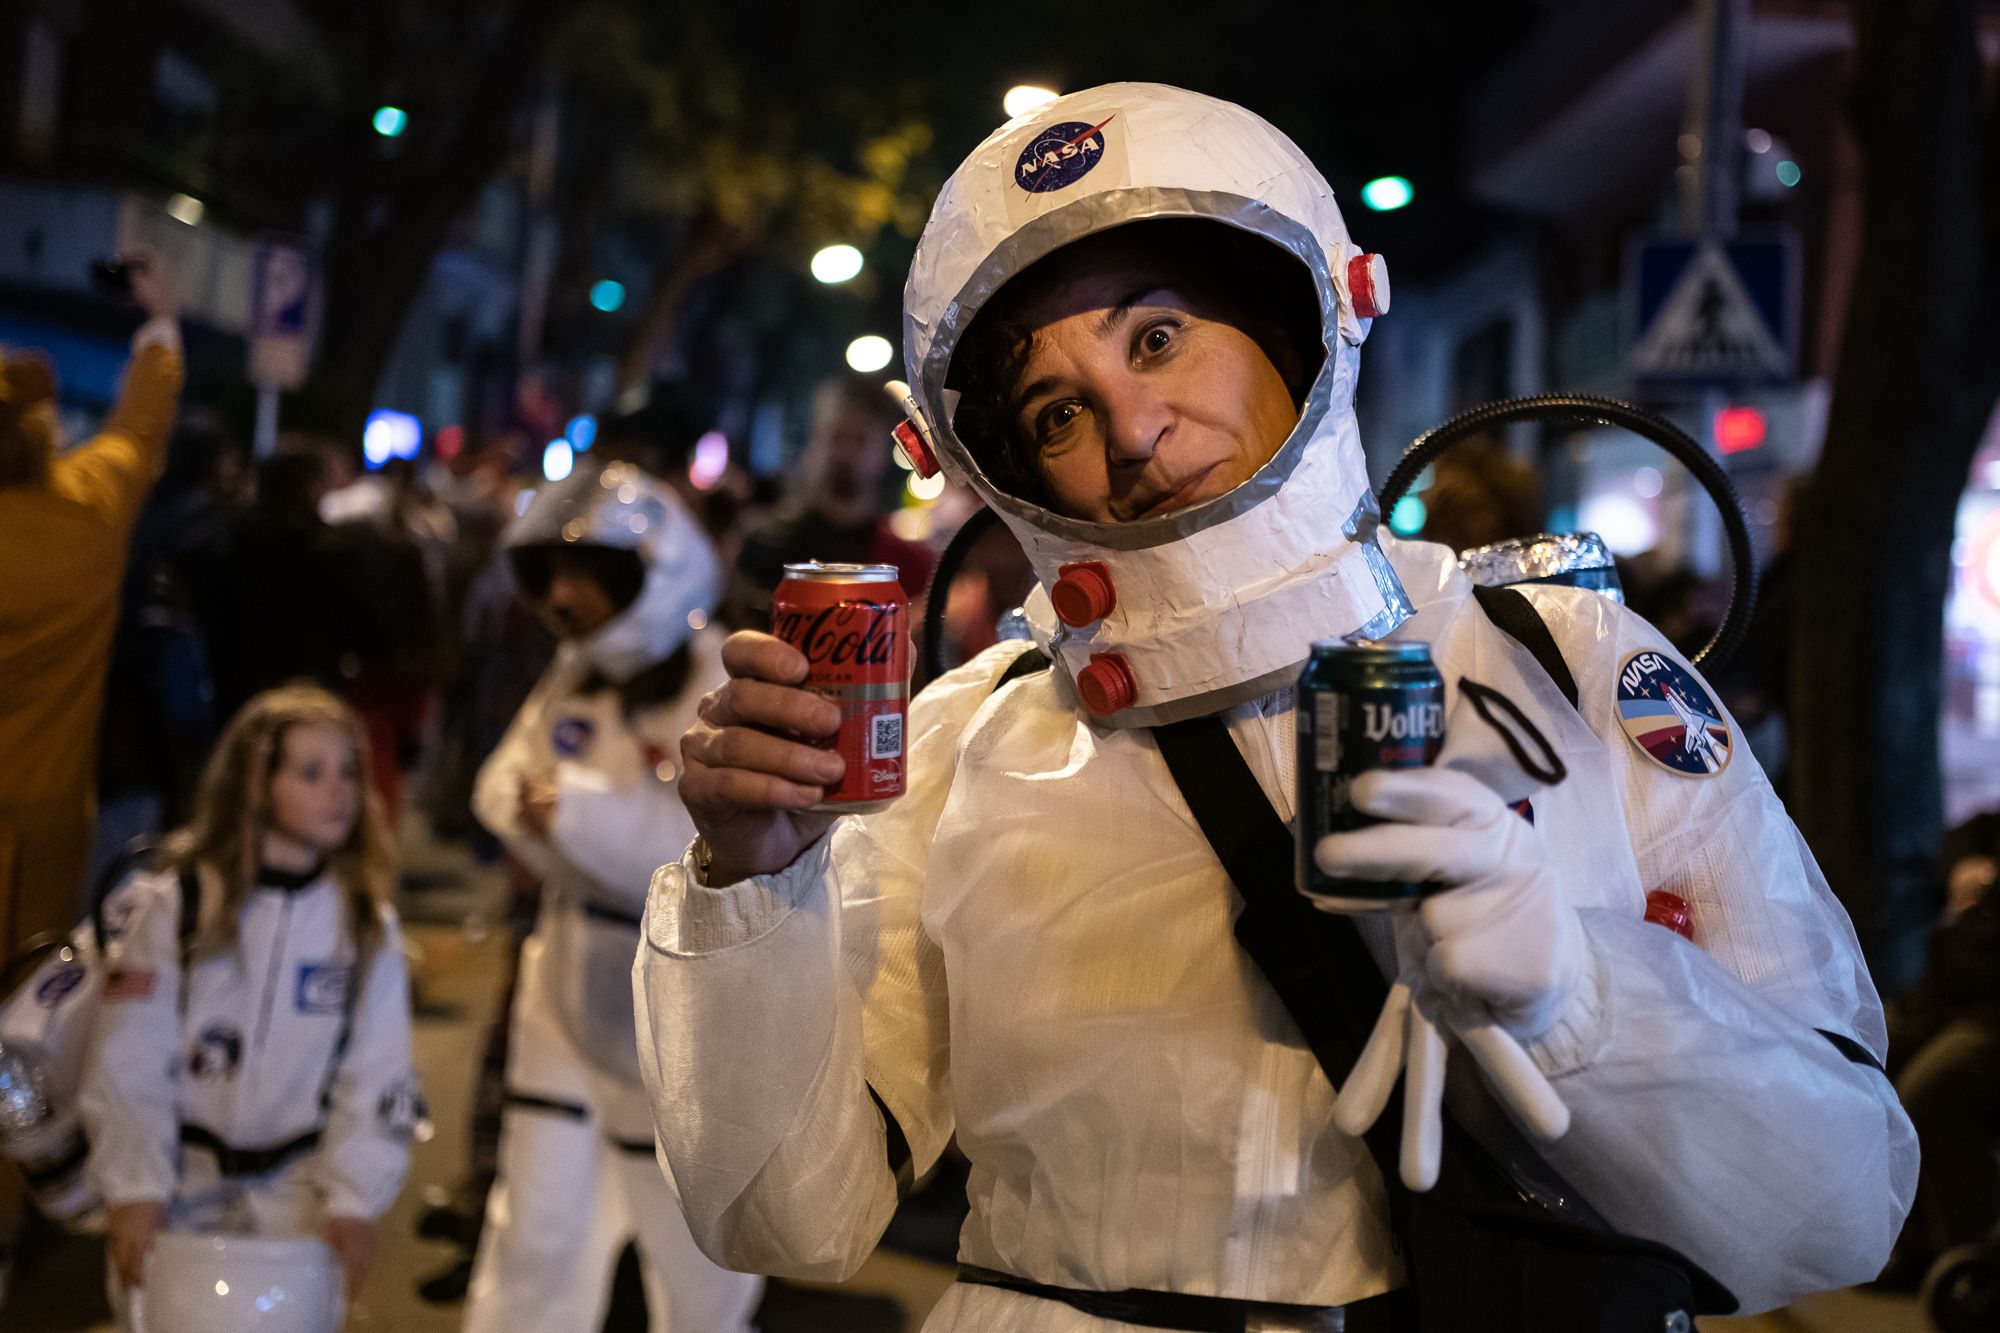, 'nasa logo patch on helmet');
35,963,88,1009
1015,116,1115,194
1616,650,1731,776
552,716,596,758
